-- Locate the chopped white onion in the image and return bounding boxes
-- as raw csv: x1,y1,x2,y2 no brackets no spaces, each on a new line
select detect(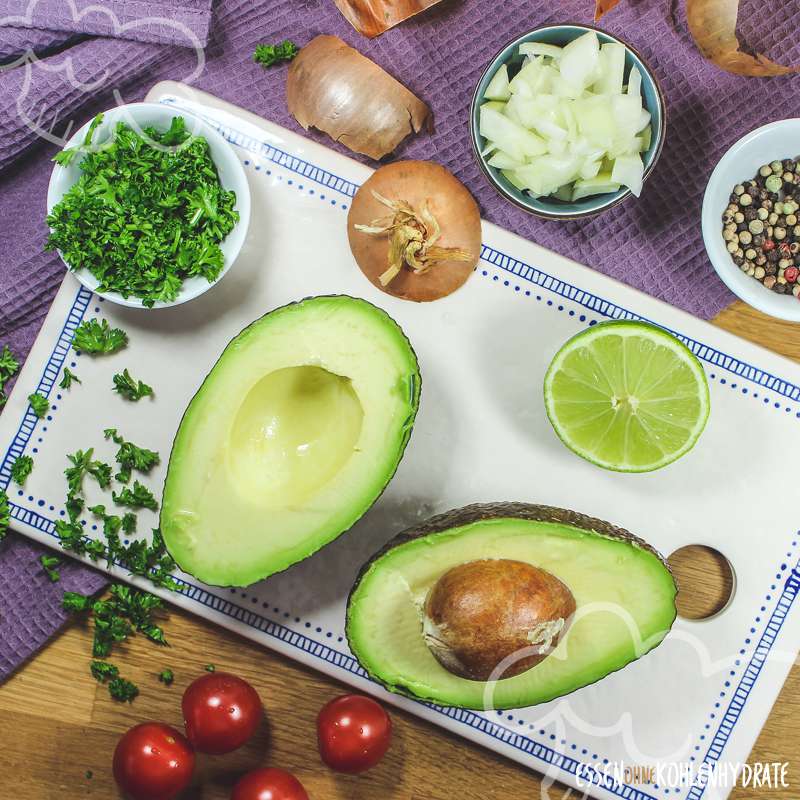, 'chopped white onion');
519,42,563,60
485,64,511,101
480,31,650,201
